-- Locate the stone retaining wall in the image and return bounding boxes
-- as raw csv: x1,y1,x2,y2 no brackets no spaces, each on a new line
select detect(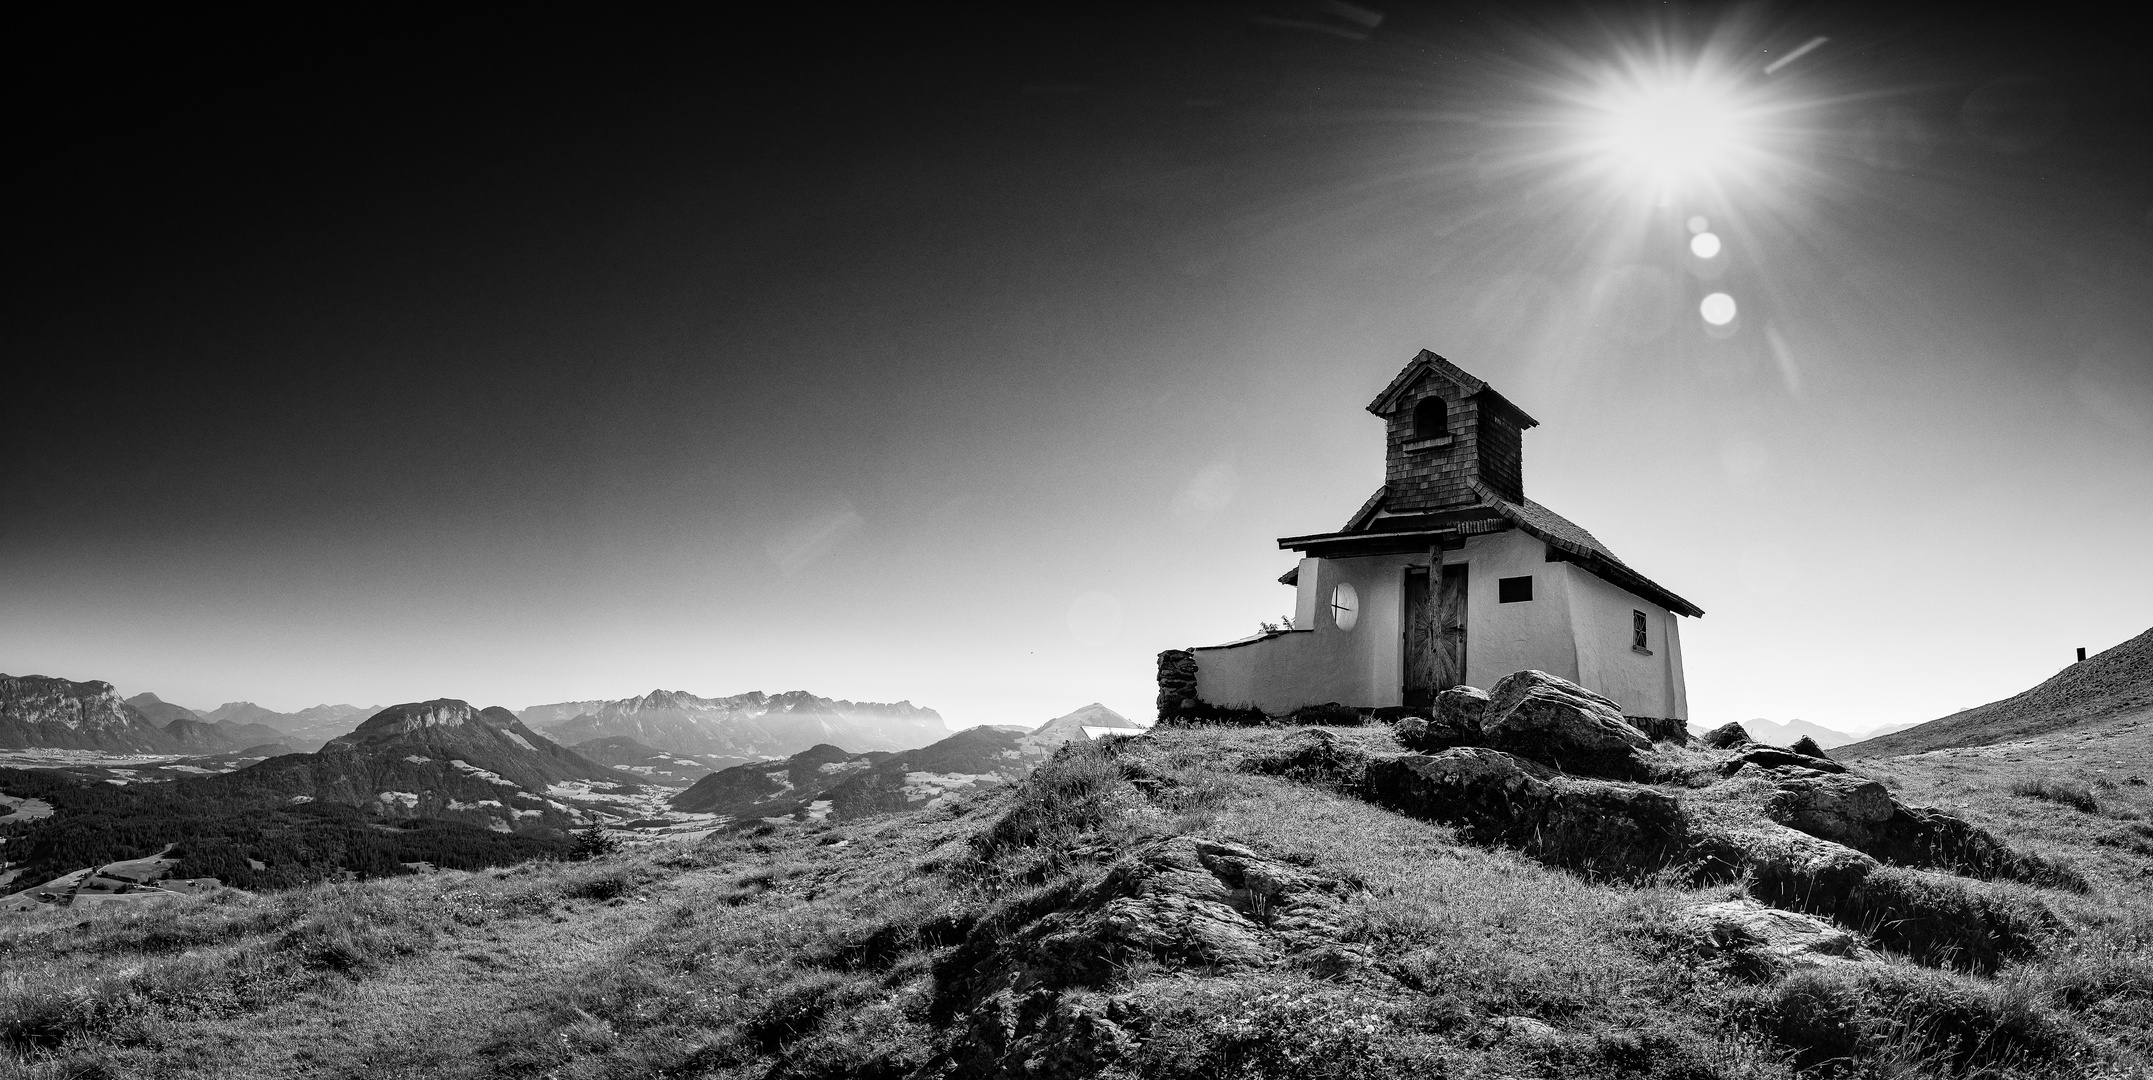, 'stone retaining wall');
1155,650,1266,726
